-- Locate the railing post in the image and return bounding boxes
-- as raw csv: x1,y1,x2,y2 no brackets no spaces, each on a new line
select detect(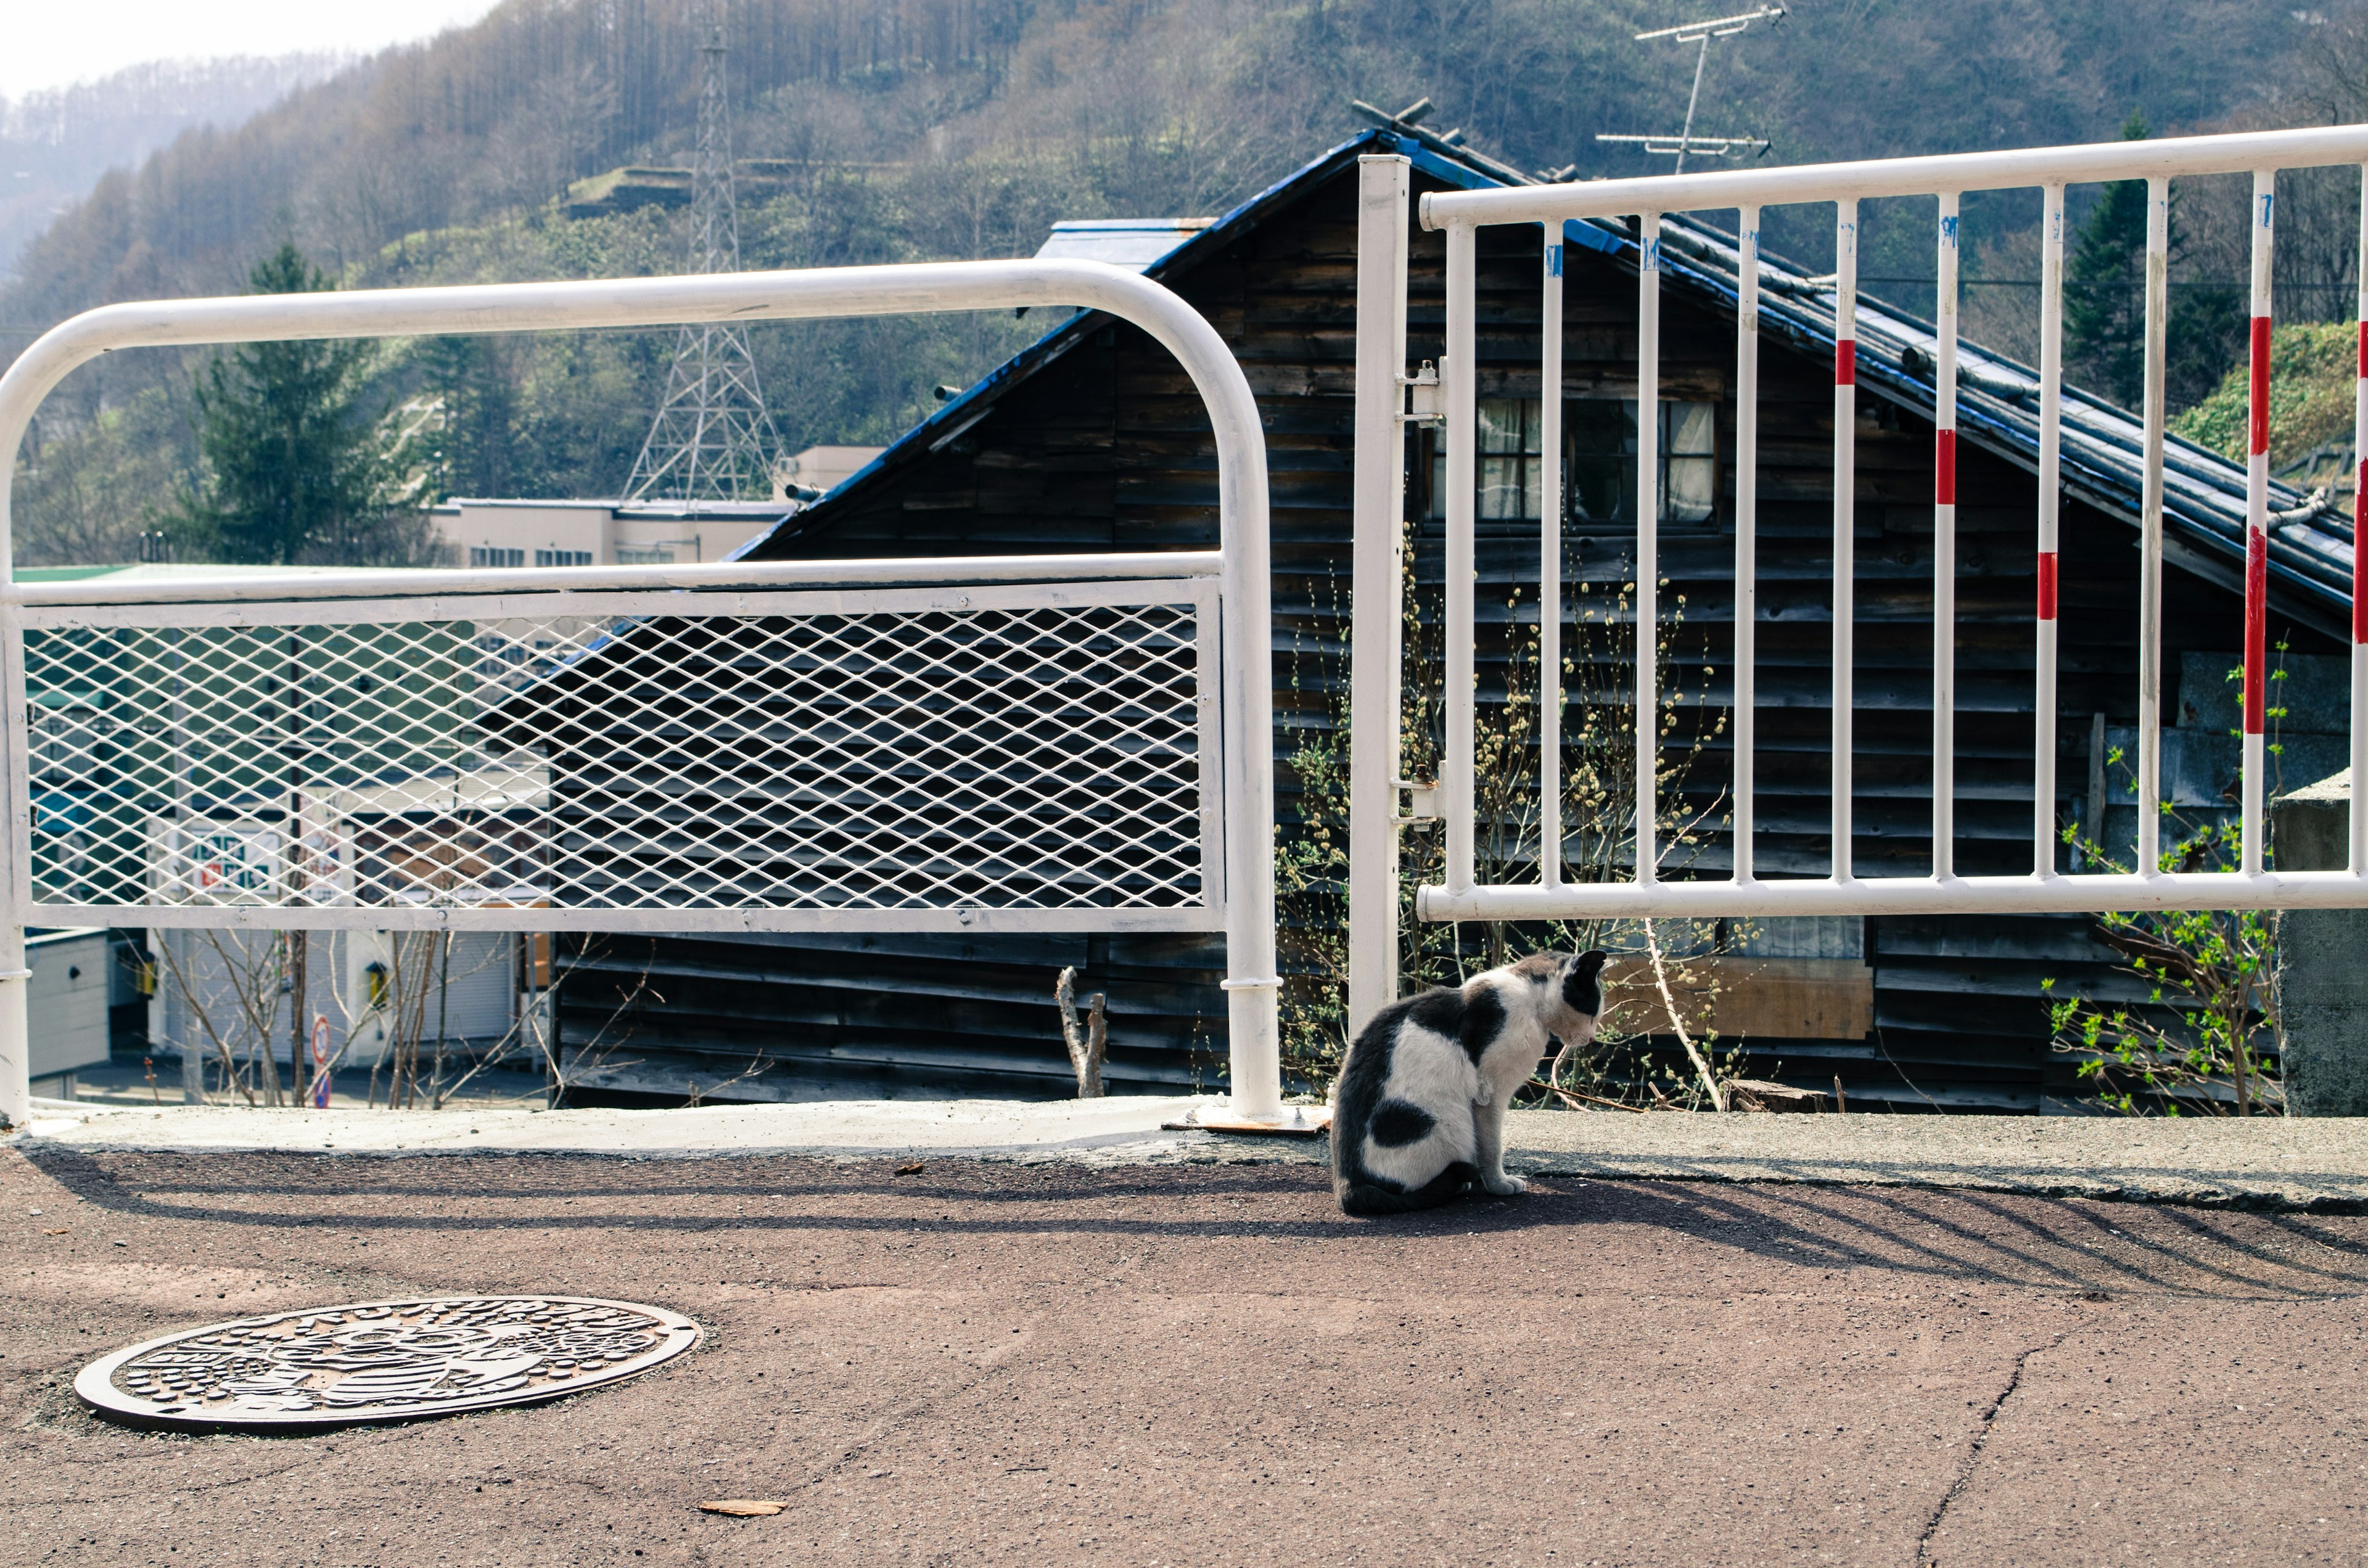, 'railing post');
2036,184,2066,876
2243,170,2274,875
1444,220,1478,895
1933,193,1960,881
2355,161,2368,876
0,463,23,1127
1540,224,1565,893
2140,178,2171,876
1832,199,1859,885
1733,205,1759,887
1636,211,1663,886
1348,153,1410,1038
